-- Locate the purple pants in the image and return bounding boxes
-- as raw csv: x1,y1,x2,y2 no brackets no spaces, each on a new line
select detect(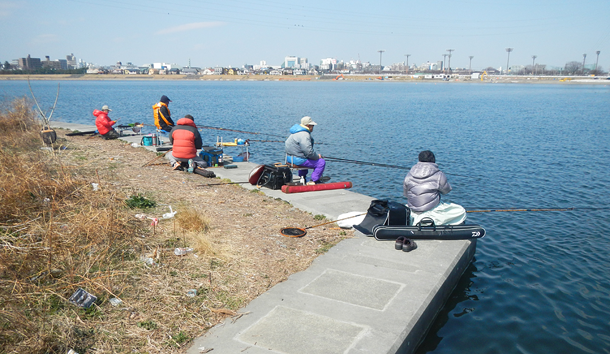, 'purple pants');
297,158,326,182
